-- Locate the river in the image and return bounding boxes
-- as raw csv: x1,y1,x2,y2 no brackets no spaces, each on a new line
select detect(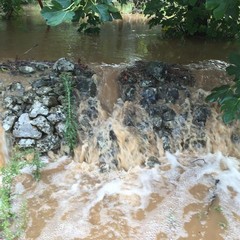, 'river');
0,5,239,64
0,5,240,240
